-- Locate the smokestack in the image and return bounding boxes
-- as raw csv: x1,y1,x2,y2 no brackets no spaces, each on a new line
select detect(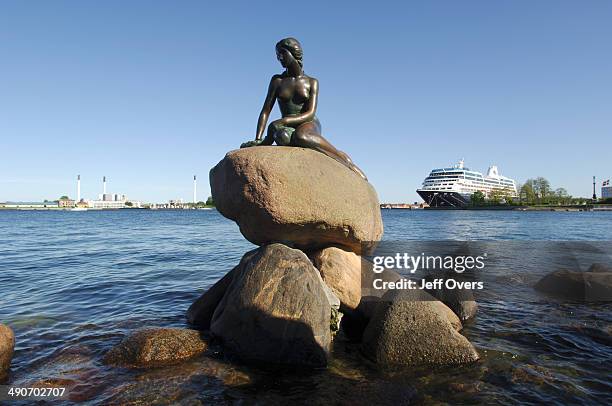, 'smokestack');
77,175,81,202
103,176,107,194
193,175,197,204
593,176,597,201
